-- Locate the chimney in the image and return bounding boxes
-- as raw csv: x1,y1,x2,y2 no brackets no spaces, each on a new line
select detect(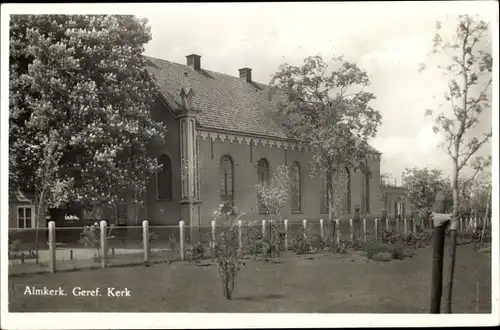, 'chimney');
239,68,252,83
186,54,201,71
